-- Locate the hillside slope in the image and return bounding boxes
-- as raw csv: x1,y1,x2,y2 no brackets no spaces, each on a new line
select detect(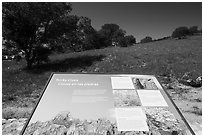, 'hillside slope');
2,35,202,134
51,35,201,81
